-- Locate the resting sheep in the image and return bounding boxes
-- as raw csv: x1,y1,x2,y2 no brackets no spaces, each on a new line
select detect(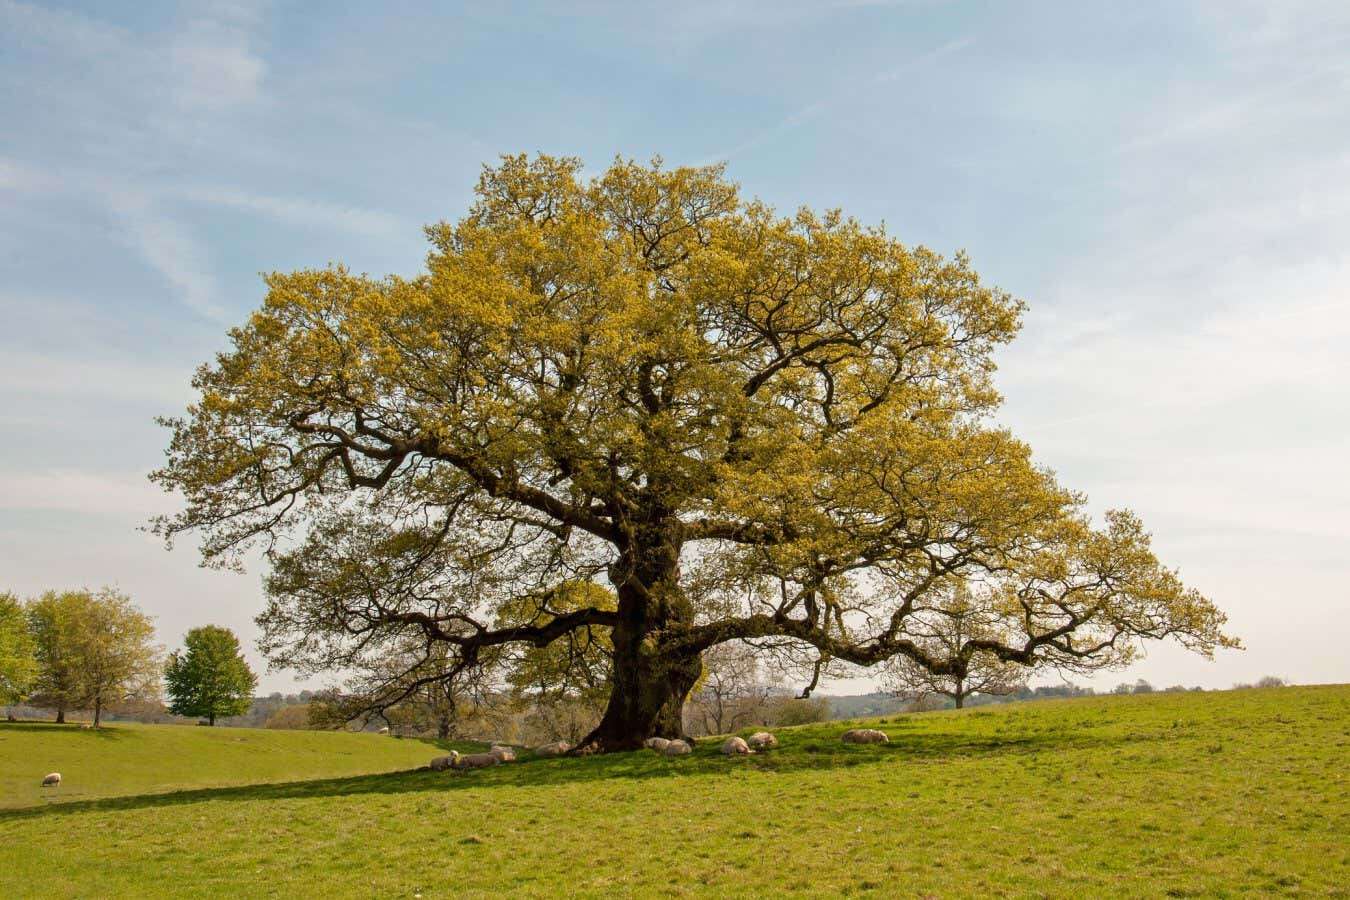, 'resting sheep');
662,739,692,756
644,737,671,752
489,745,517,762
721,736,752,755
747,731,778,751
429,753,459,771
841,728,889,745
533,741,570,757
453,752,501,769
377,726,390,735
42,773,61,788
